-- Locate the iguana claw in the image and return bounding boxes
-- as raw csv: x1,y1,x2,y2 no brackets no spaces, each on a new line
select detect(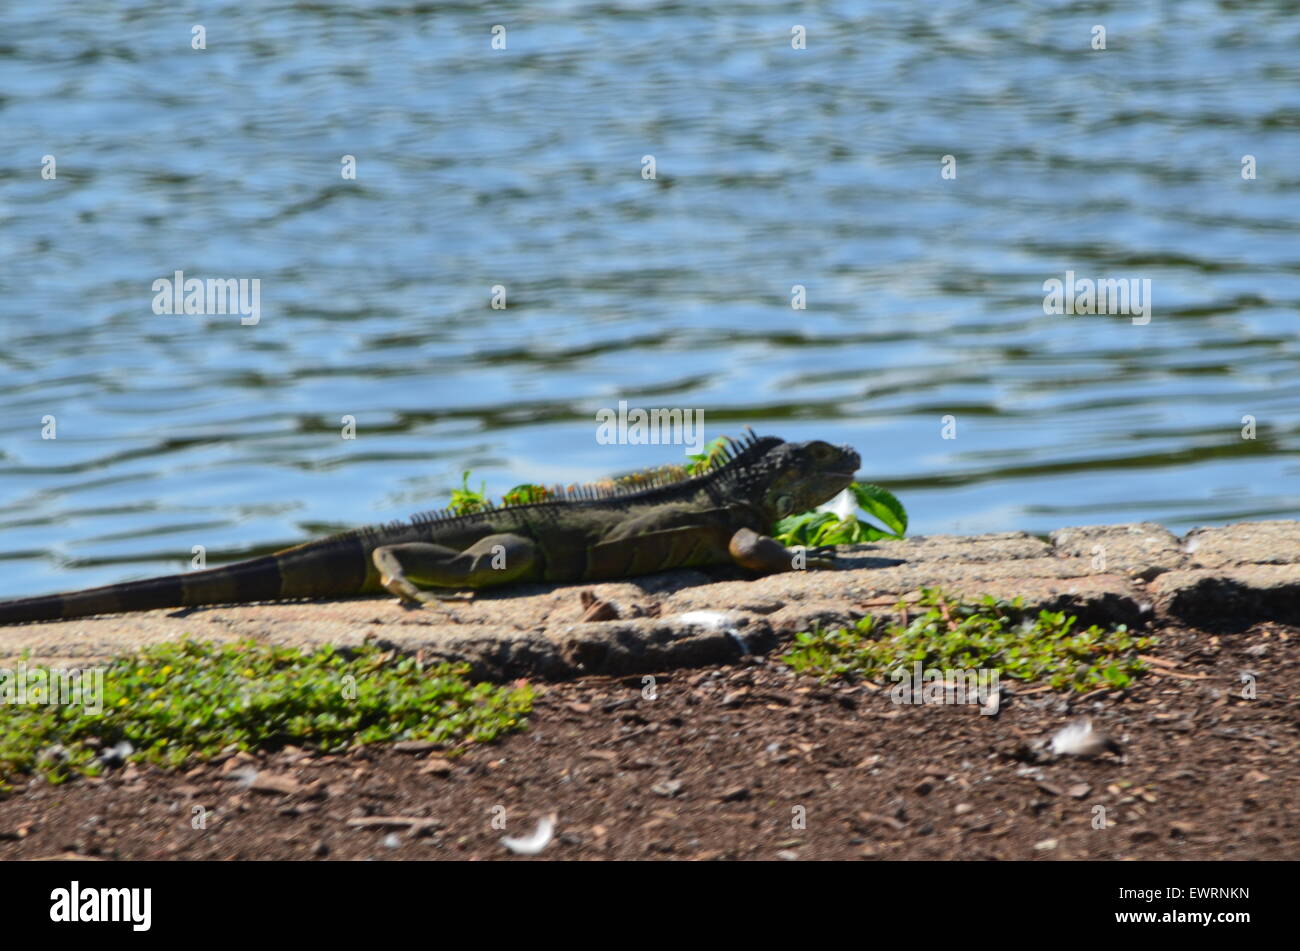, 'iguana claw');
401,589,474,607
802,545,838,569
